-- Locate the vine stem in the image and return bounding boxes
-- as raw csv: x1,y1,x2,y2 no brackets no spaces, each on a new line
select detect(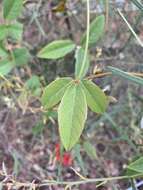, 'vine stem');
39,173,143,186
1,173,143,188
39,174,142,187
78,0,90,78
